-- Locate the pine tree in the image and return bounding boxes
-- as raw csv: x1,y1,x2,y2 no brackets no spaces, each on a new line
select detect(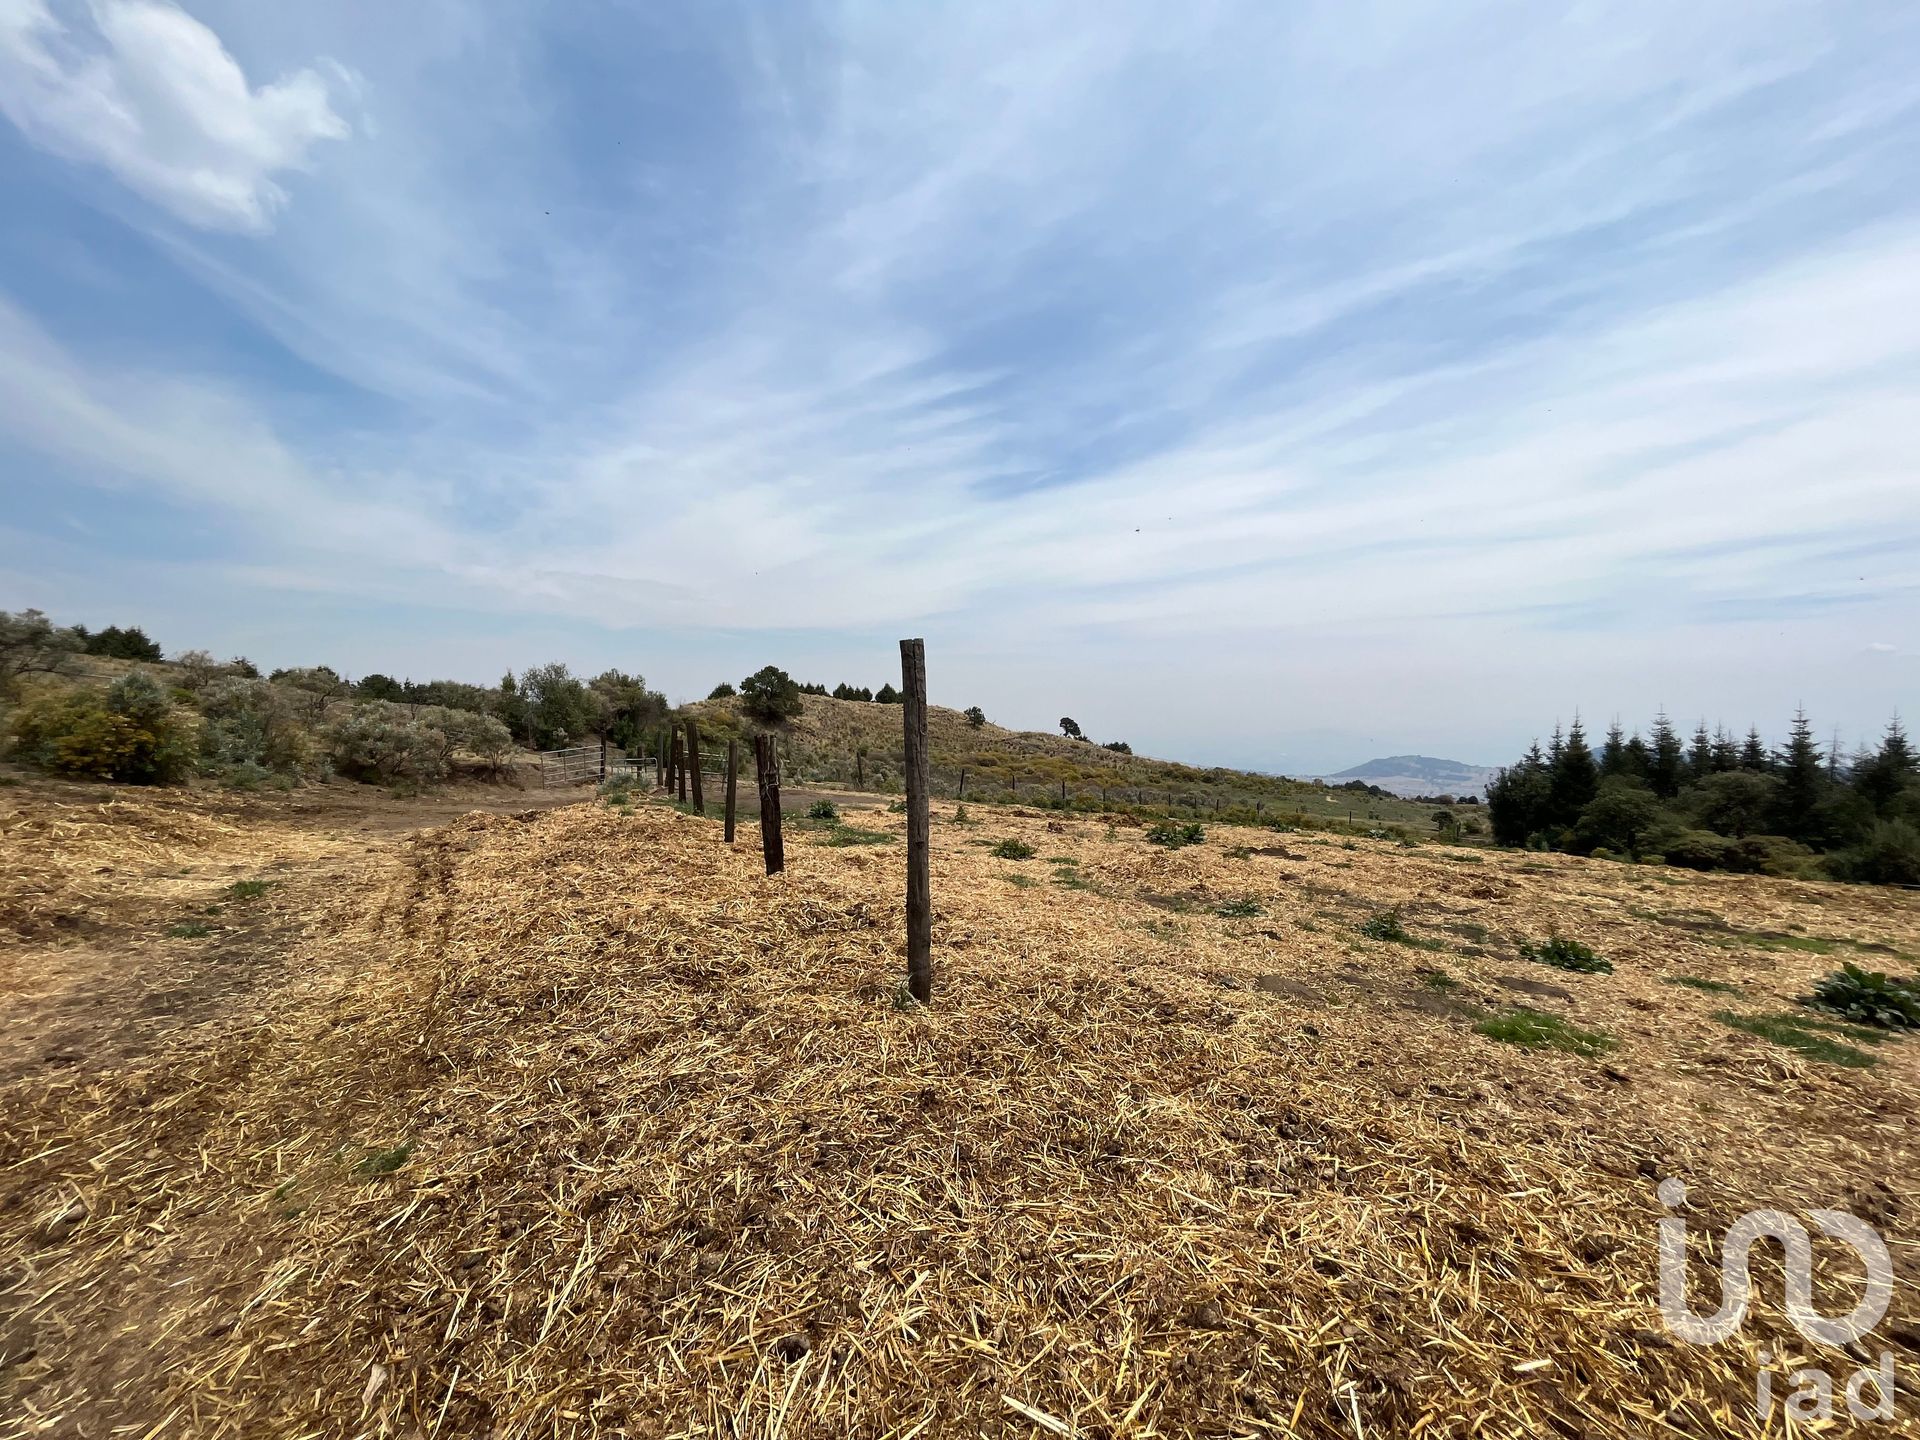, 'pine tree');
1711,725,1739,773
1547,717,1599,830
1648,711,1684,798
1688,722,1713,779
1772,708,1826,842
1855,716,1916,817
1600,720,1628,776
1740,727,1768,770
